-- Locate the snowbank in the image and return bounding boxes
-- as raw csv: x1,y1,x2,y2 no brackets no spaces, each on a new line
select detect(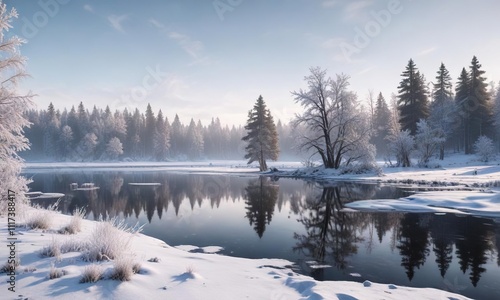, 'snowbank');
346,190,500,219
0,209,471,300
